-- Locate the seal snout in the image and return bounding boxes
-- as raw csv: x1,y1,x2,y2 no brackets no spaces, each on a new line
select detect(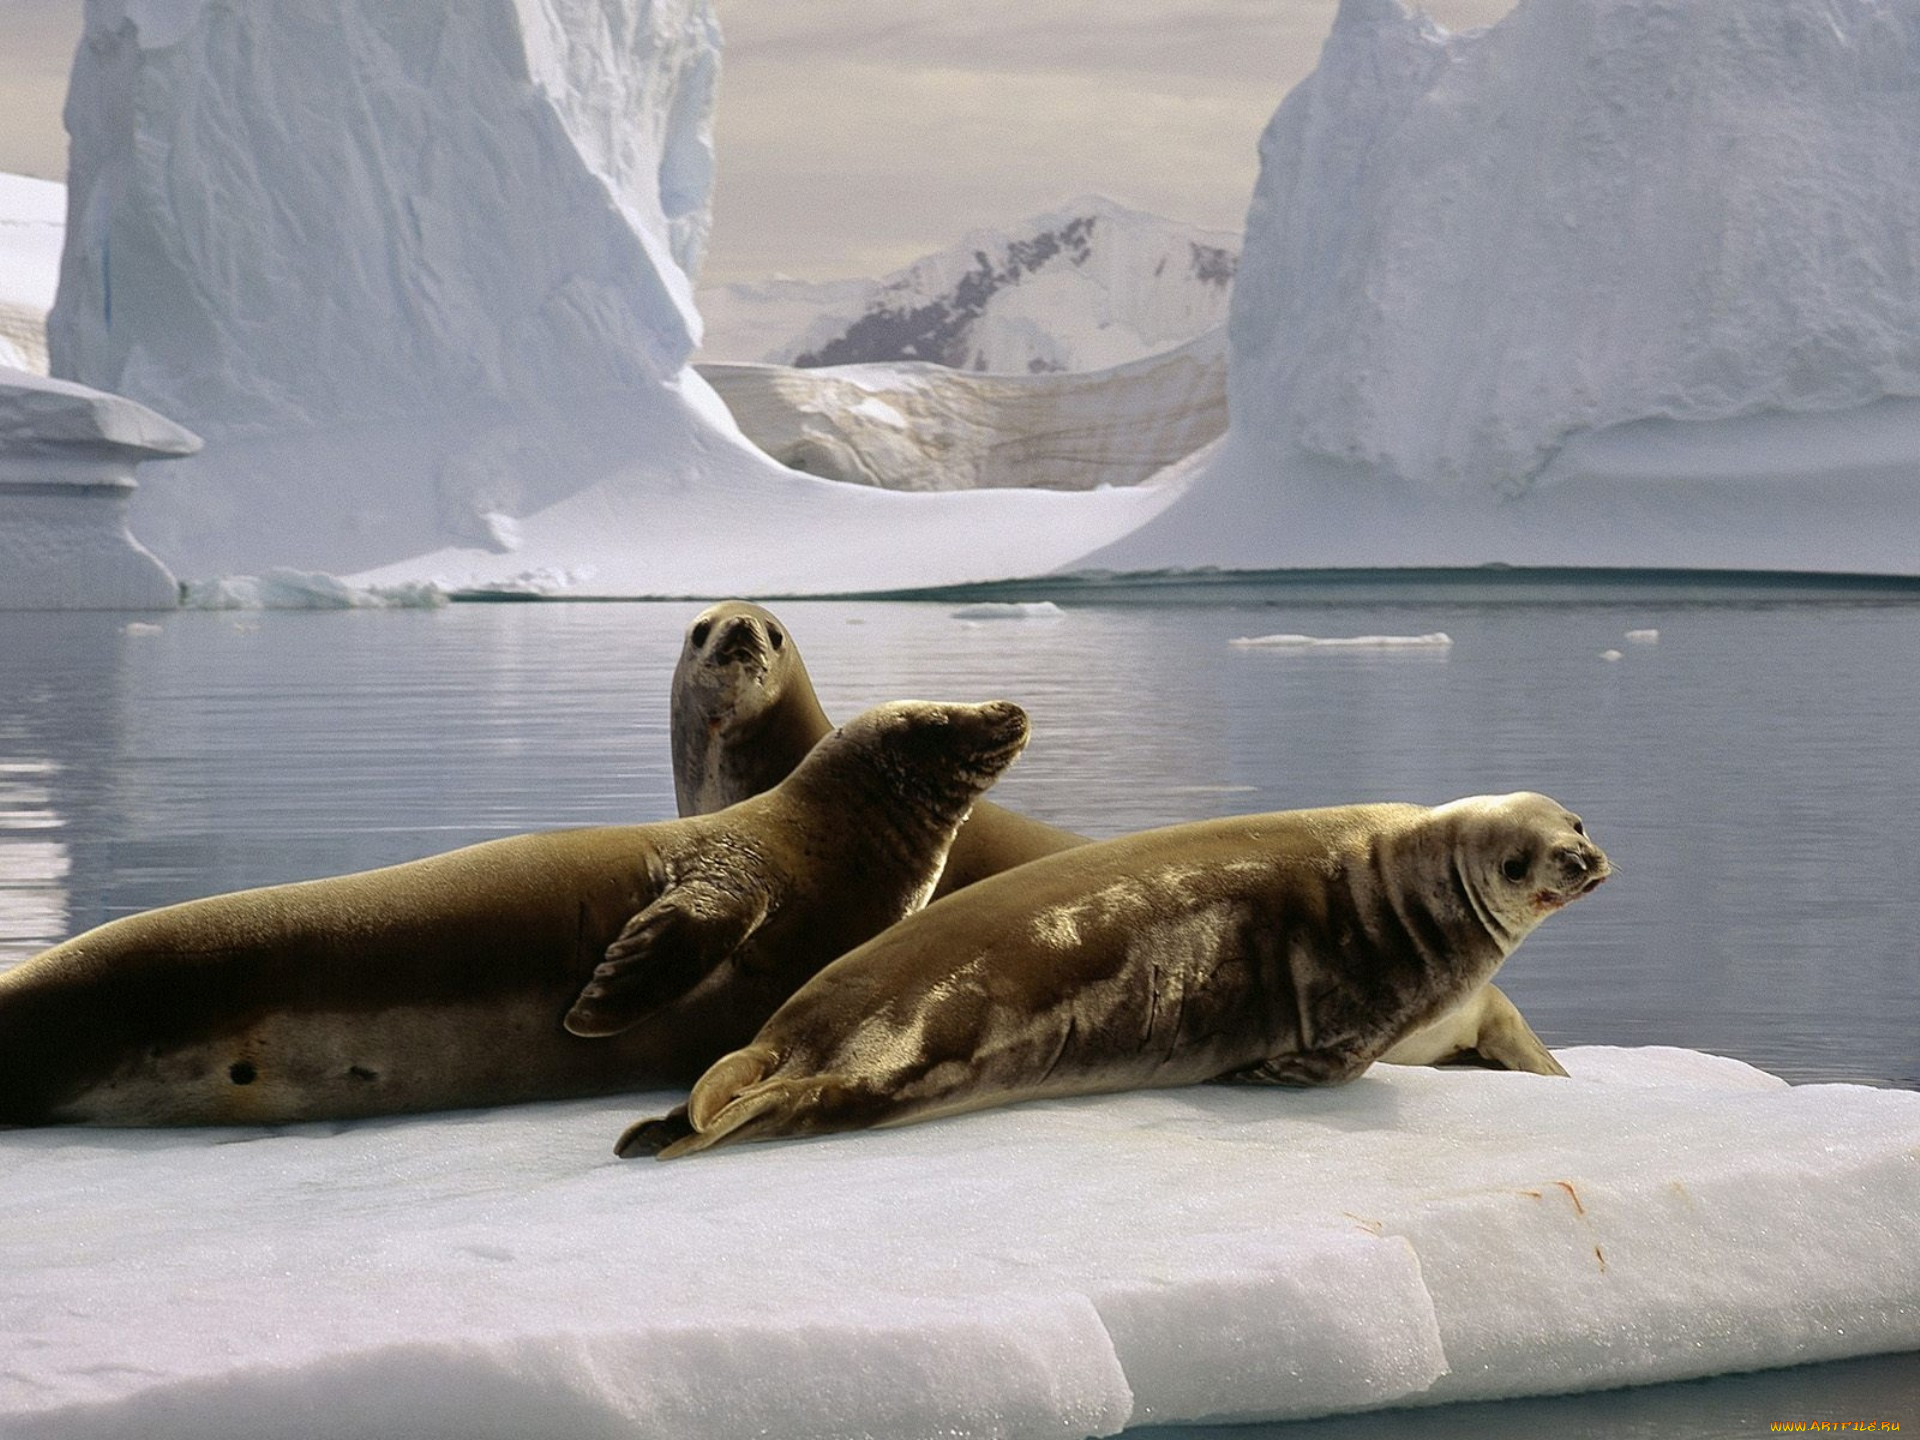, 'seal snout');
709,614,774,668
1544,839,1611,904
